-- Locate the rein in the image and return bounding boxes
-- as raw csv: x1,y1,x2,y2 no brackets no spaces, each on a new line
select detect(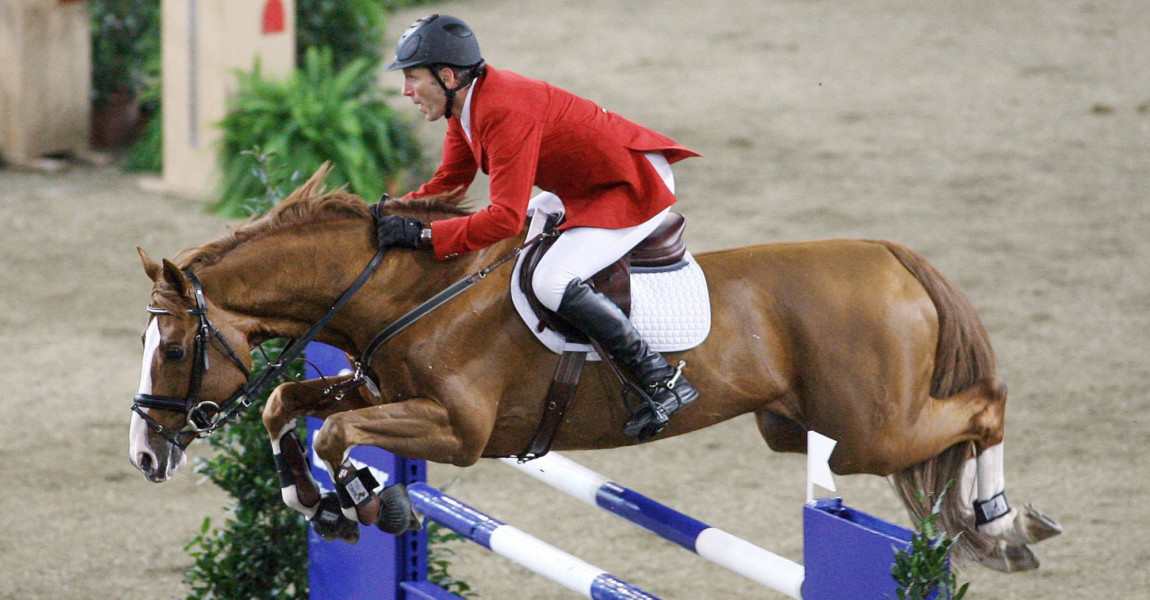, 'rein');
133,231,551,449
